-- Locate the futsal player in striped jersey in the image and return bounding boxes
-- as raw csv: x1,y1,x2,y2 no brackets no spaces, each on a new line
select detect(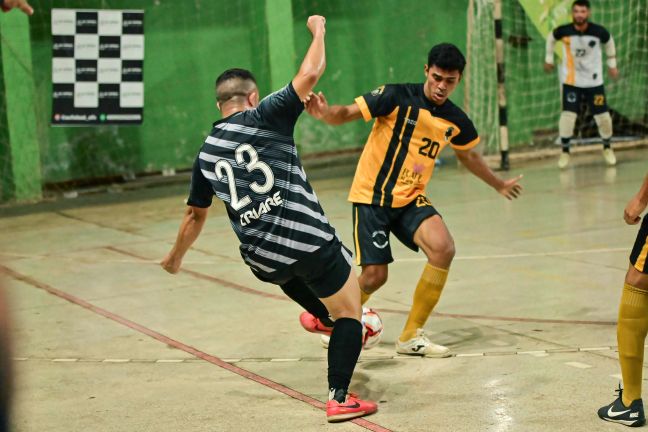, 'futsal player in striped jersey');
161,16,377,422
302,43,522,357
599,172,648,427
